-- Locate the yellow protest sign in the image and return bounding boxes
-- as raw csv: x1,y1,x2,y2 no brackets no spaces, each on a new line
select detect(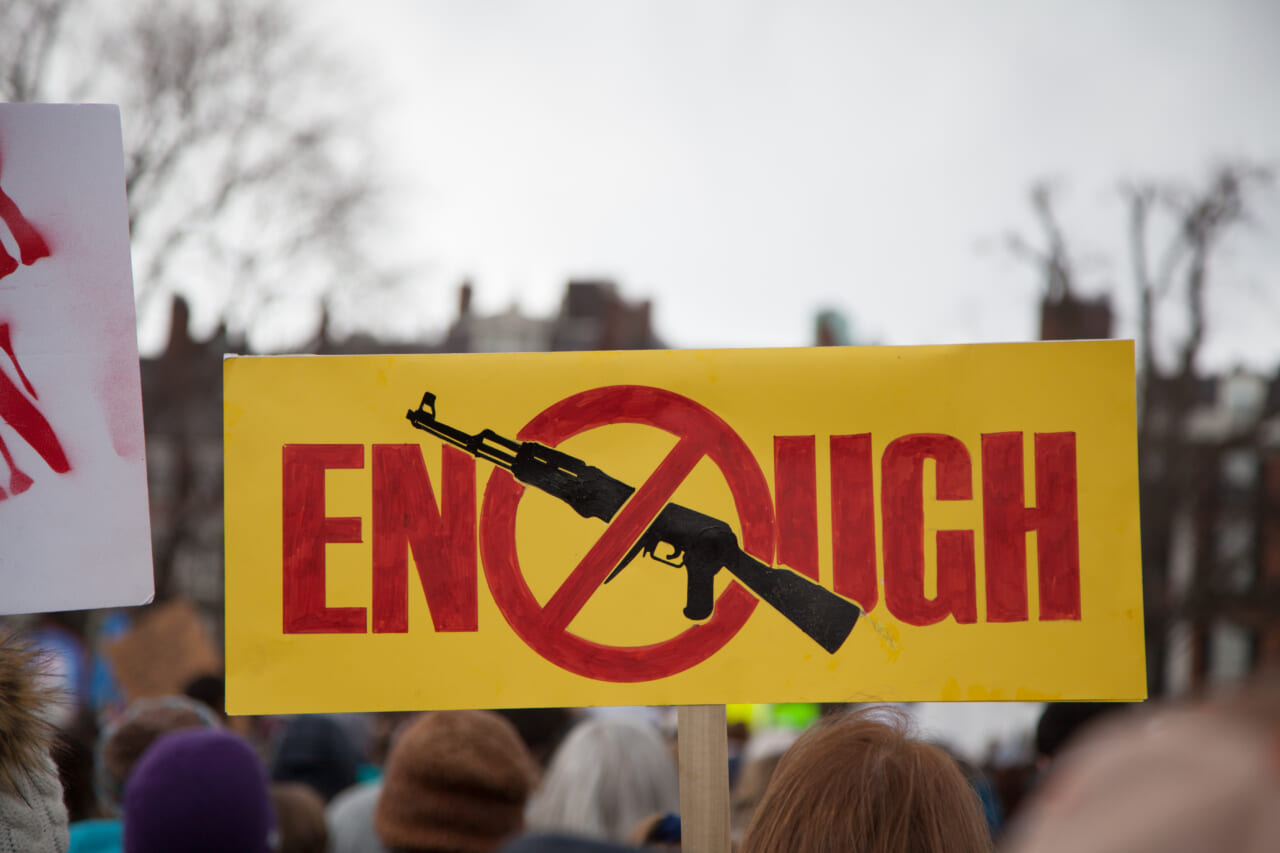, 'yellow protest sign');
224,341,1145,713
